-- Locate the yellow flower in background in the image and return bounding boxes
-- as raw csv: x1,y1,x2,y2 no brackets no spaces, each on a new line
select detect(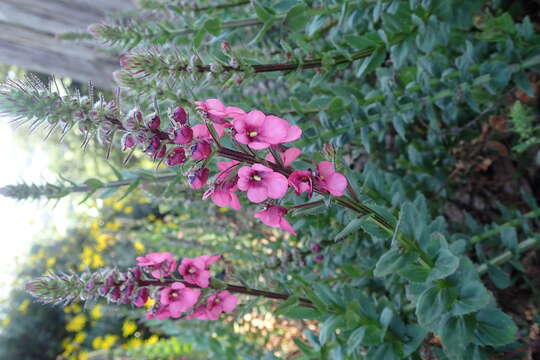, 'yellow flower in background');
124,206,134,214
90,305,102,320
124,337,143,349
66,314,87,332
147,214,156,221
133,241,145,253
2,317,11,327
91,336,103,350
113,200,126,211
92,253,104,268
78,351,89,360
102,334,118,349
18,299,30,315
46,257,57,268
145,335,159,345
122,320,137,337
74,332,86,344
104,220,121,231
